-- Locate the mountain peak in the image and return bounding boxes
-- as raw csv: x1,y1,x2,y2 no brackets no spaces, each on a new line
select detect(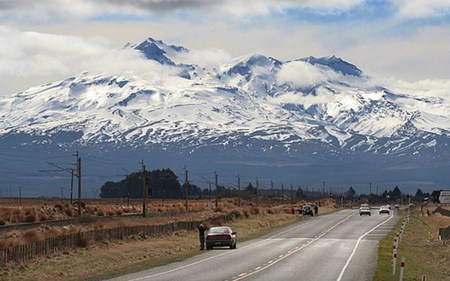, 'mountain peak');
301,55,363,77
127,37,189,66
